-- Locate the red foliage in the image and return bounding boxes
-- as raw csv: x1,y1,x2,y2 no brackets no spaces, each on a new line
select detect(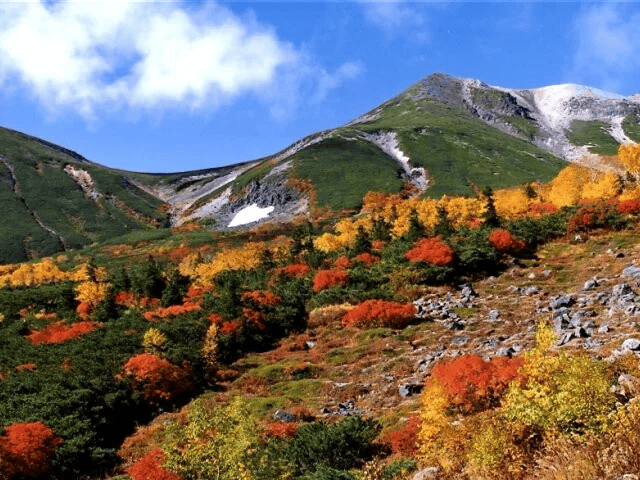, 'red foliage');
312,269,350,293
468,218,483,229
371,240,387,251
428,354,524,412
278,263,311,278
488,229,526,254
342,299,416,329
27,321,102,345
380,414,420,456
241,290,282,306
566,200,619,233
143,302,201,322
208,313,224,324
15,362,37,372
219,320,242,335
243,308,266,329
405,237,454,266
264,422,298,440
527,202,558,217
0,421,63,478
115,291,138,307
617,198,640,215
183,286,210,302
76,302,92,318
122,354,192,402
334,256,352,269
167,246,194,264
126,448,182,480
354,252,379,265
